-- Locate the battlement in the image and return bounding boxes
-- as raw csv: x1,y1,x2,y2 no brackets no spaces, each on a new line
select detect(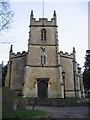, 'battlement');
30,10,57,26
30,17,57,26
59,51,74,59
10,51,27,59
